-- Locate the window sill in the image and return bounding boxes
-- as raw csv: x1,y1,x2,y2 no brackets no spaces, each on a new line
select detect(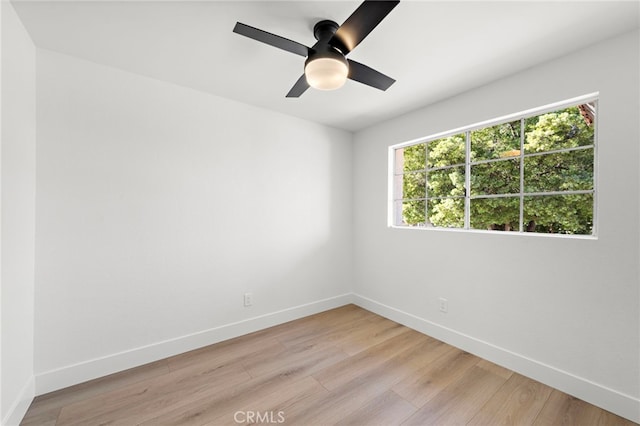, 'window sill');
388,224,598,240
